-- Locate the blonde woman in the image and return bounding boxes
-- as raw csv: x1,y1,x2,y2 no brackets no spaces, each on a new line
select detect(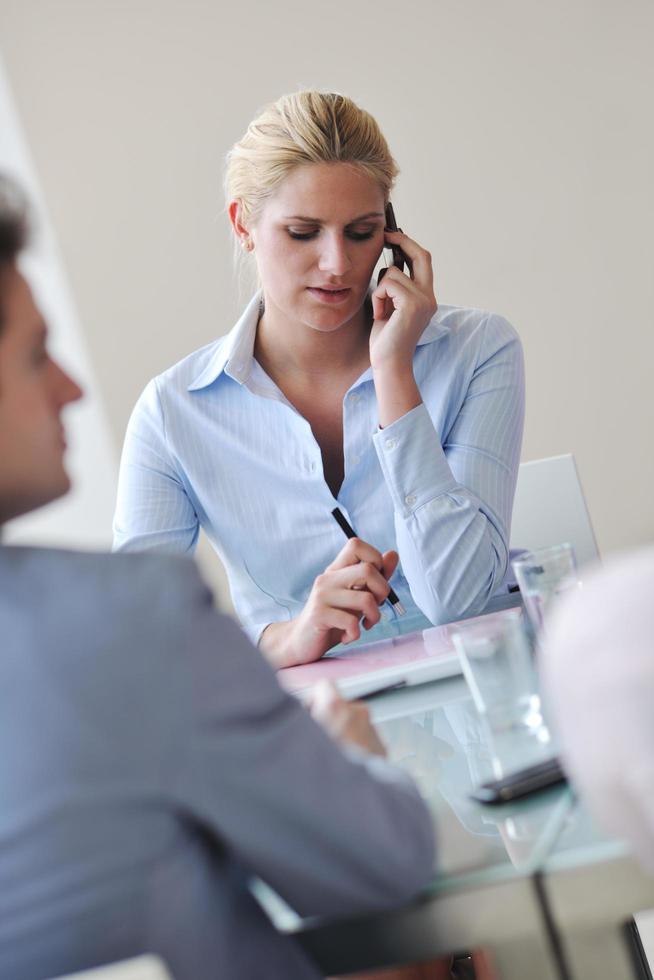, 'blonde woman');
114,91,525,670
